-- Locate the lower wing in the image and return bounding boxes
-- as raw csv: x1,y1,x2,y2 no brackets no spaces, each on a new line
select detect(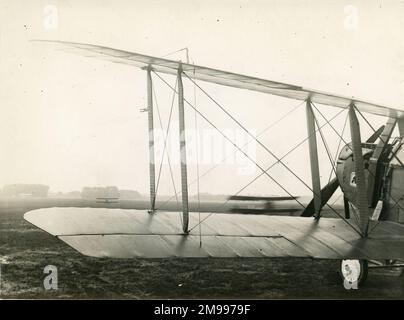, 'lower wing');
24,208,404,260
